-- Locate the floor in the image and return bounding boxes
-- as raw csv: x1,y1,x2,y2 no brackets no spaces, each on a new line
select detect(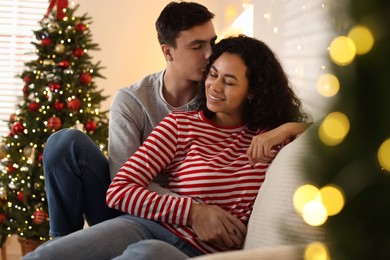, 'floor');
2,235,23,260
